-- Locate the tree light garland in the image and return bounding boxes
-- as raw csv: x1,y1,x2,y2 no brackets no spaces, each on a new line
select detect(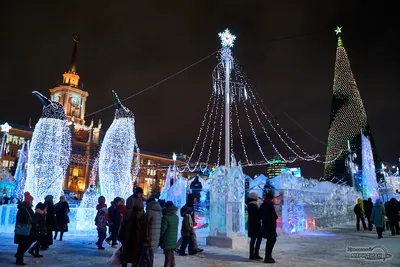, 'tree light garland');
99,91,140,205
24,91,71,204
